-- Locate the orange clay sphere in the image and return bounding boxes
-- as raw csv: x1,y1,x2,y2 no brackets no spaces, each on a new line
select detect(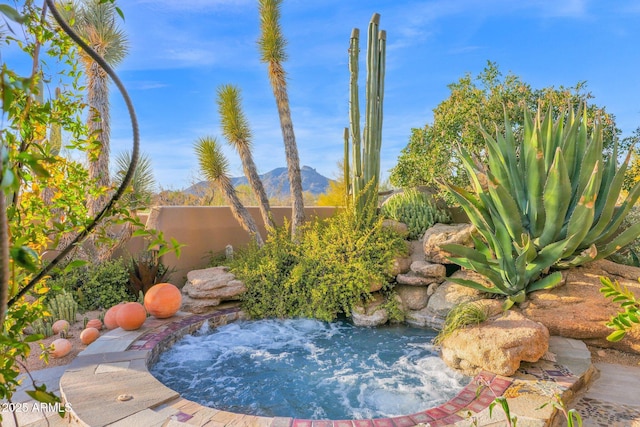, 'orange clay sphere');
104,303,125,330
115,302,147,331
51,338,72,358
52,319,70,334
86,318,102,330
144,283,182,319
80,327,100,345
